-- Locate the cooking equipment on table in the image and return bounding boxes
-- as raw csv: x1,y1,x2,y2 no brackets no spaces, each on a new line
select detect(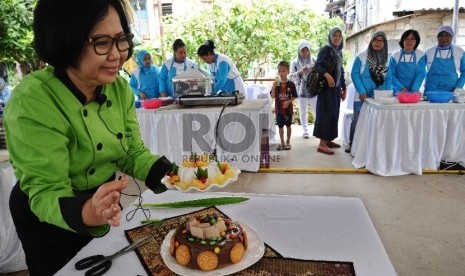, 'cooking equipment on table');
374,90,394,100
397,92,421,103
177,92,245,106
141,98,162,109
425,91,454,103
172,68,244,106
172,68,214,98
